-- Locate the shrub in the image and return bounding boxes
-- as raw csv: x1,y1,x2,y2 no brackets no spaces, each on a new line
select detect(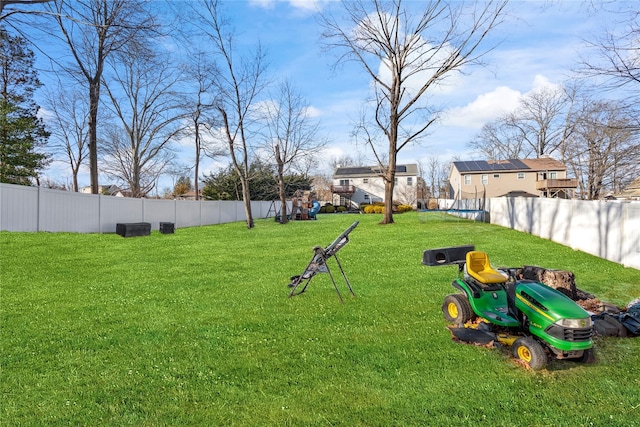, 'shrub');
324,204,335,213
336,205,347,213
373,205,384,214
363,205,375,214
397,204,413,213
